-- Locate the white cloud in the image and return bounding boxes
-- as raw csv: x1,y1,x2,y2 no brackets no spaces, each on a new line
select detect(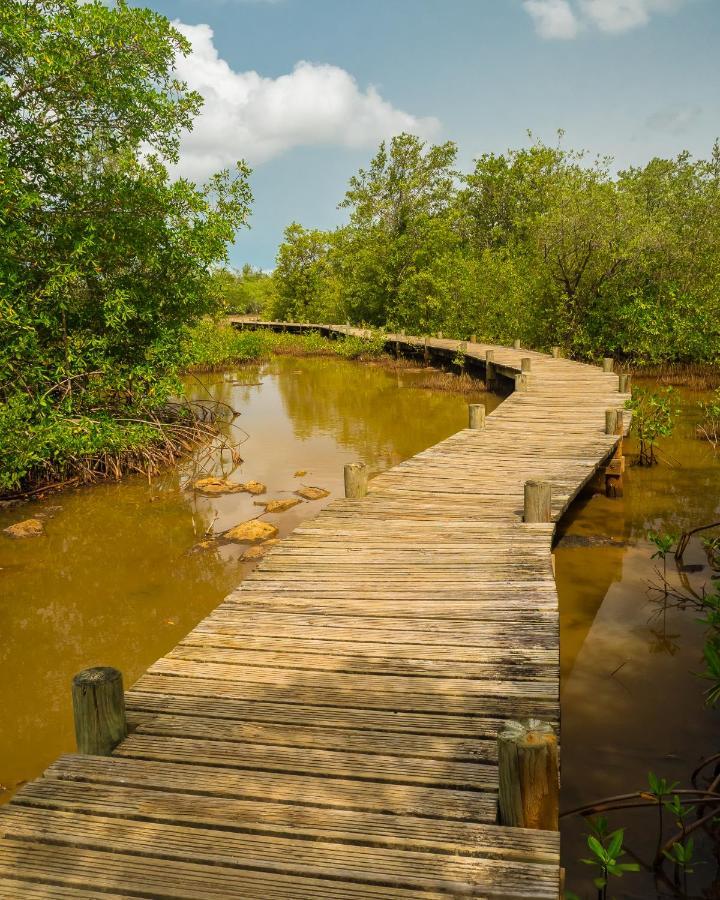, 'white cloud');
523,0,690,38
172,22,439,180
579,0,685,32
522,0,581,39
